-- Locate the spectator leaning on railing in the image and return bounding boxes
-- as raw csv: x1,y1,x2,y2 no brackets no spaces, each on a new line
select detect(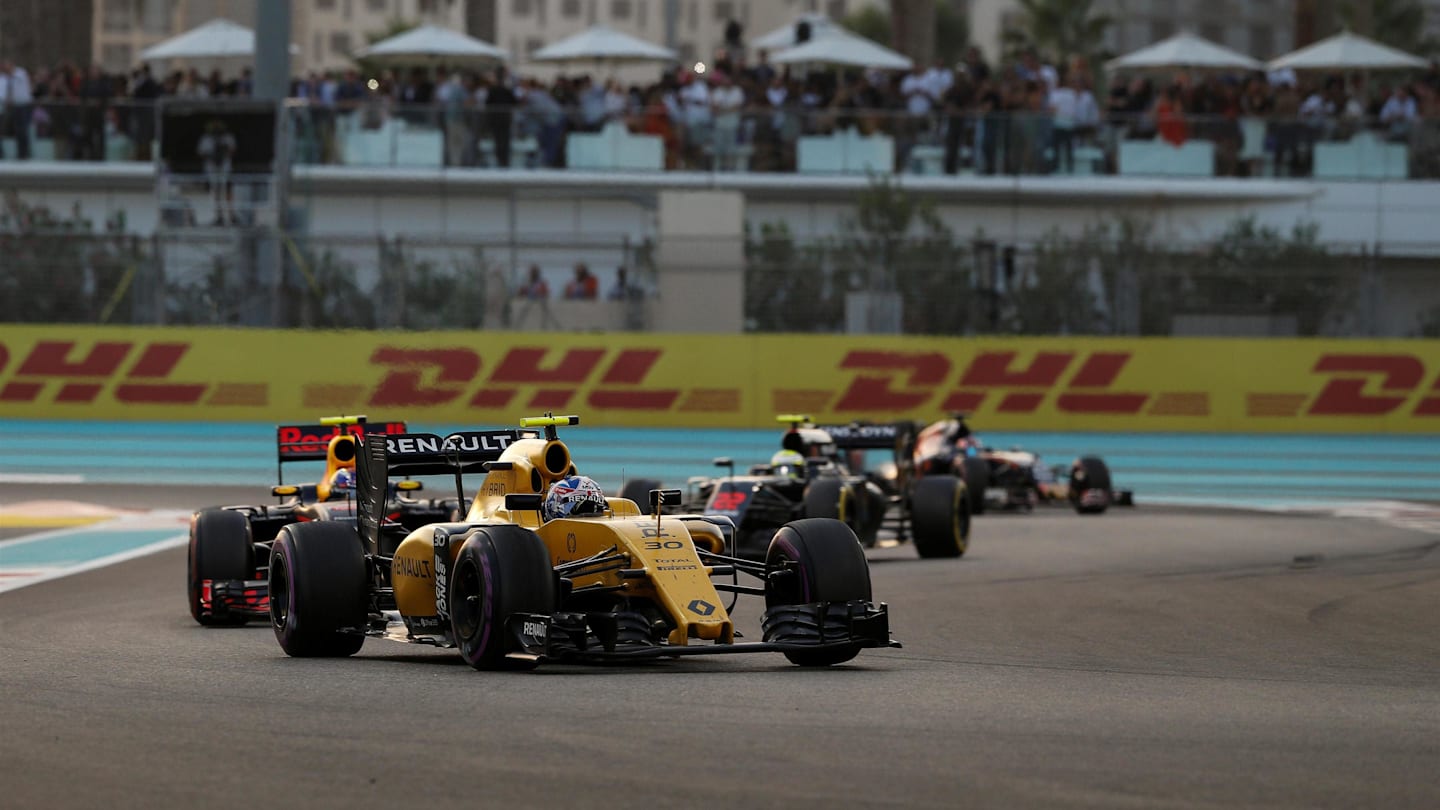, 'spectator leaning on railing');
1,60,35,160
